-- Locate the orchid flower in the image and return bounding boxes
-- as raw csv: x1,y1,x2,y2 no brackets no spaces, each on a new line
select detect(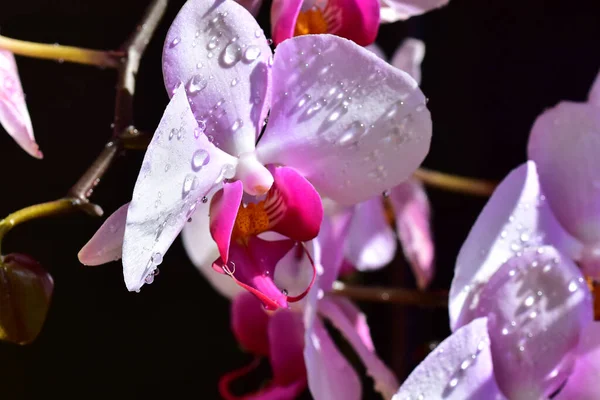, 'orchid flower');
270,0,451,46
396,161,600,399
379,0,450,24
527,68,600,278
331,39,434,288
0,50,41,158
80,0,432,309
220,214,398,400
